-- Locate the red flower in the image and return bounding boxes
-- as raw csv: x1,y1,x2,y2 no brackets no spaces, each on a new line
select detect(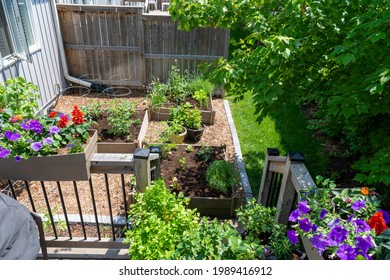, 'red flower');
71,106,84,125
367,211,389,235
49,111,57,118
58,115,69,128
